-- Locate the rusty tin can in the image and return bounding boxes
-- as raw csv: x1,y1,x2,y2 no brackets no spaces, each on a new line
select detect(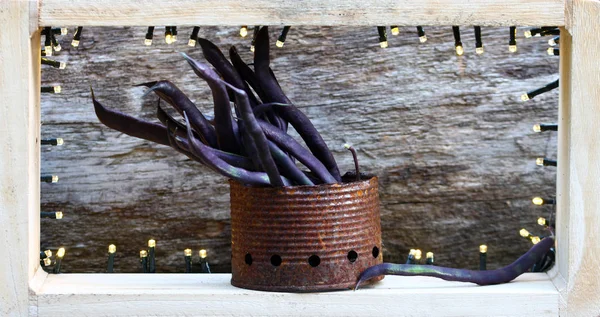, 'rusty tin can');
230,176,383,292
